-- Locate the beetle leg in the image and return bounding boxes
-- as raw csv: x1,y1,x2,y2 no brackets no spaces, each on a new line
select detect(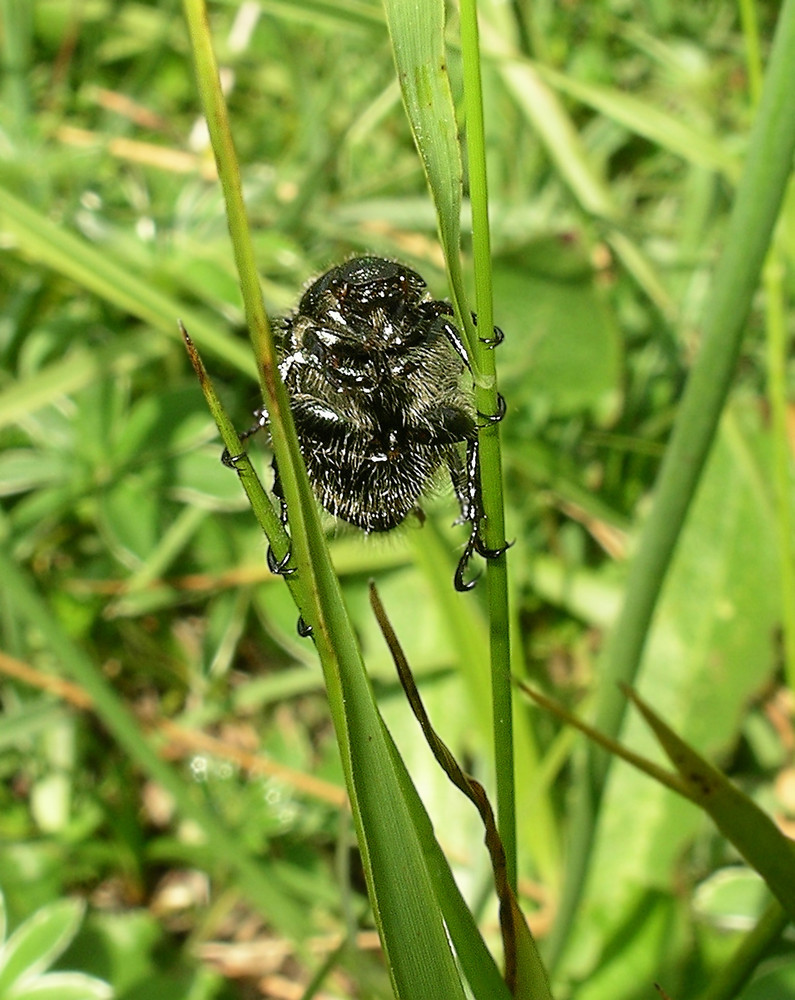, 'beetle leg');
265,455,295,576
449,436,511,591
220,407,269,467
476,392,506,428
